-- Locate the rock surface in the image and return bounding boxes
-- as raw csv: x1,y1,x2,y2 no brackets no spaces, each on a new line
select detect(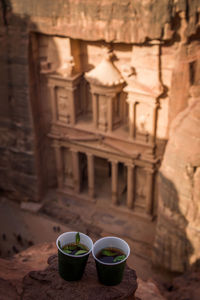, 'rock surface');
4,0,200,43
165,270,200,300
2,241,199,300
153,85,200,272
0,243,137,300
135,278,166,300
0,243,57,300
22,255,137,300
